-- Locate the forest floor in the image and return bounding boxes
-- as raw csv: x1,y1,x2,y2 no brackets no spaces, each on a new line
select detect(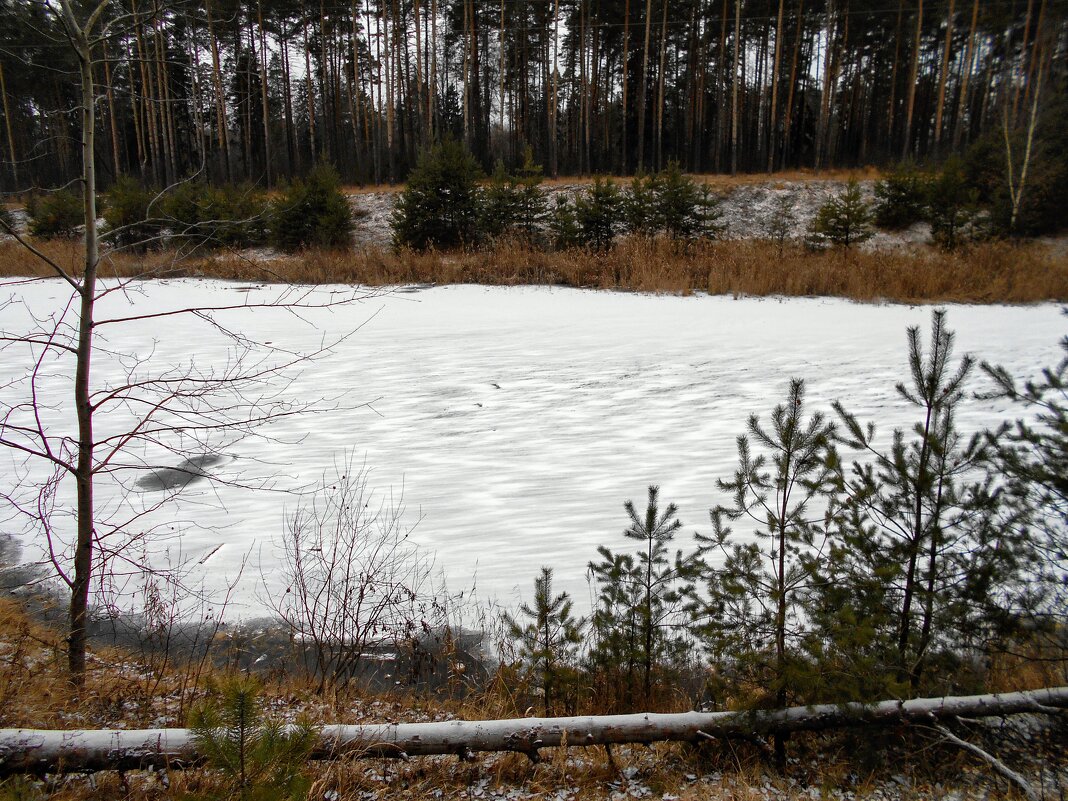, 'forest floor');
0,594,1065,801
